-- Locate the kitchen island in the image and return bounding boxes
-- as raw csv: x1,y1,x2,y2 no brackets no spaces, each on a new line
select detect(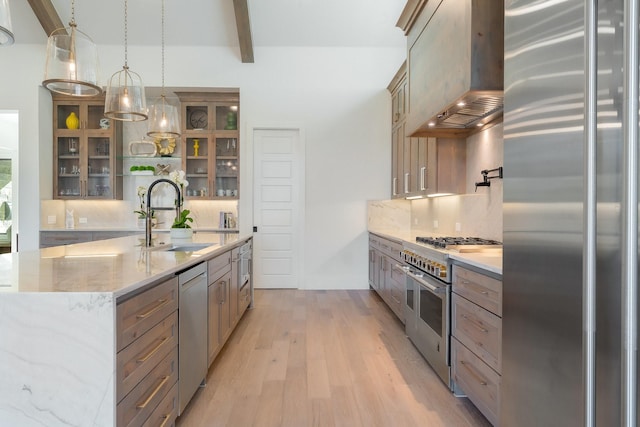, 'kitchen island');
0,232,251,427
